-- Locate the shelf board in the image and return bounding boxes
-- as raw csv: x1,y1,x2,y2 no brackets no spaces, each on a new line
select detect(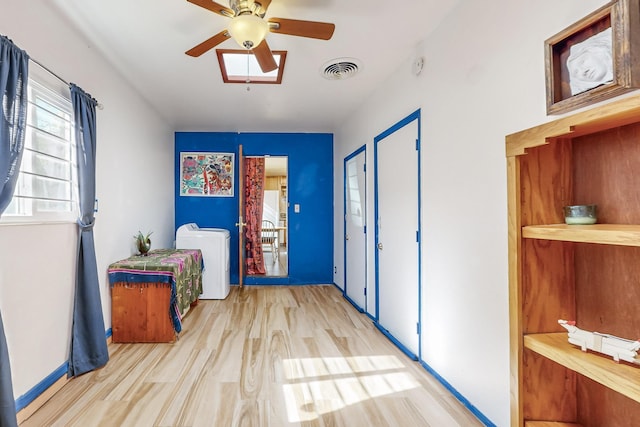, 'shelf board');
525,422,582,427
522,224,640,246
524,333,640,403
